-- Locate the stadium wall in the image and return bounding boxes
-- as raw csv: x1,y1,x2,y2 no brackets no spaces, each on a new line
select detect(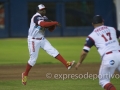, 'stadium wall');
0,0,116,38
